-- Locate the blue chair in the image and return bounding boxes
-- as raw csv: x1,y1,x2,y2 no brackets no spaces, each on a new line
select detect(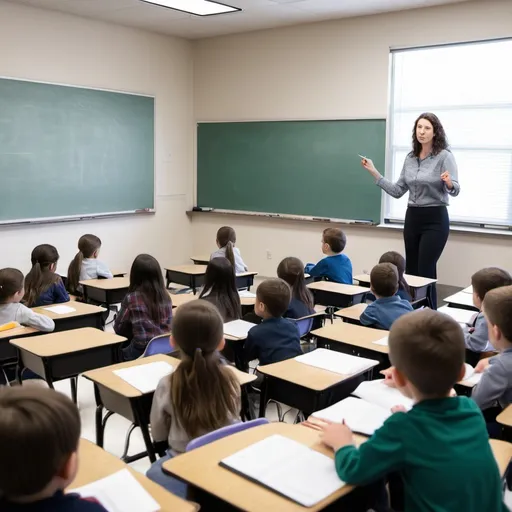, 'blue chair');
142,333,173,357
291,312,325,338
